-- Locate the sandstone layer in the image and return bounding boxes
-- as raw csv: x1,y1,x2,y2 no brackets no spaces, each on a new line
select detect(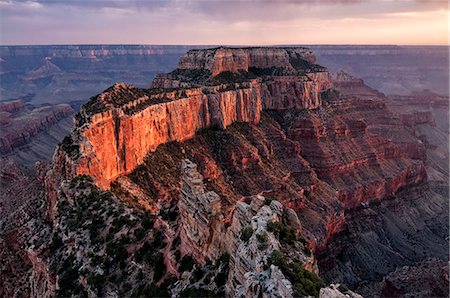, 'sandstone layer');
0,100,73,155
32,46,445,298
56,47,332,188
